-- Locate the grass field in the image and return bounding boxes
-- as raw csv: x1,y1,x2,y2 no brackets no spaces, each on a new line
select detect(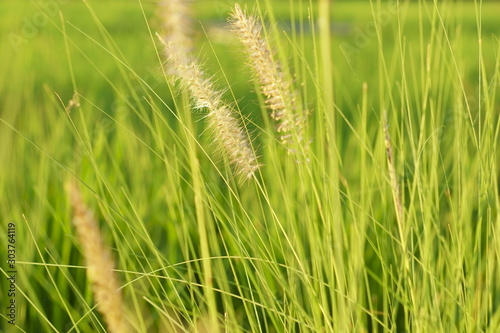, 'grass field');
1,0,499,332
